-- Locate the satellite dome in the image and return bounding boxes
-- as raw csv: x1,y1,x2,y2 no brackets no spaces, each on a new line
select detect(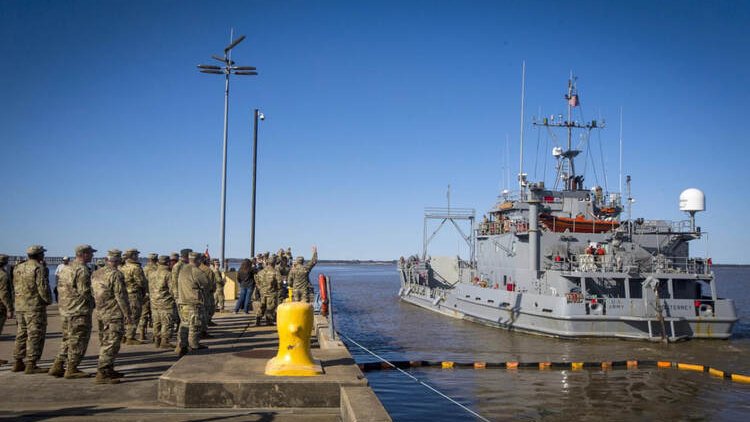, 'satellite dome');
679,188,705,212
